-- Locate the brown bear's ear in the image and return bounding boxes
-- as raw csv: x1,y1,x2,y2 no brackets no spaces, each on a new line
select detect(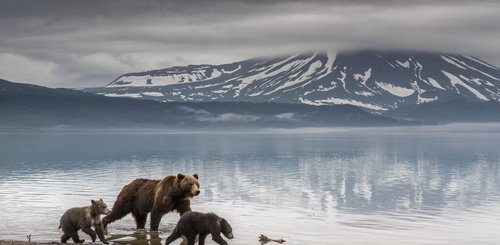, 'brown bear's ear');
99,198,103,201
91,200,96,205
193,173,199,179
177,173,185,180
